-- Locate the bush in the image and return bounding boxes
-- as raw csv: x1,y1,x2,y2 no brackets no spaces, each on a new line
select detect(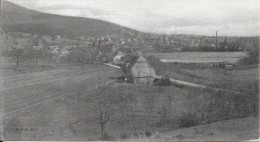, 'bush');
177,113,199,128
100,133,115,141
120,133,128,140
153,132,161,139
145,131,152,137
